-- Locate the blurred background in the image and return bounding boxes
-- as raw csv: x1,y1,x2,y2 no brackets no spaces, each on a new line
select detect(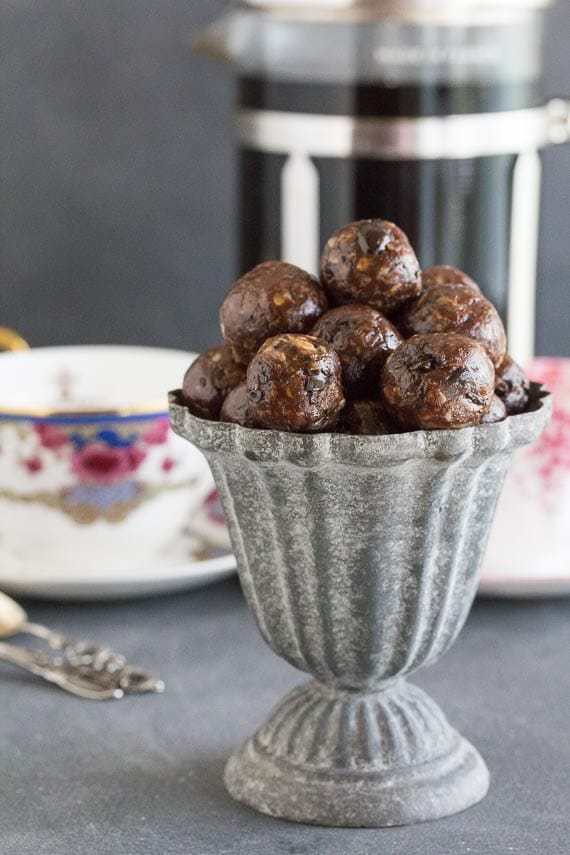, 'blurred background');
1,0,568,356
